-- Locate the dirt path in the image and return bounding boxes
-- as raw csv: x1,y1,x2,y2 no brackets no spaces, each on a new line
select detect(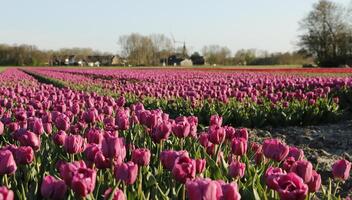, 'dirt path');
251,120,352,195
